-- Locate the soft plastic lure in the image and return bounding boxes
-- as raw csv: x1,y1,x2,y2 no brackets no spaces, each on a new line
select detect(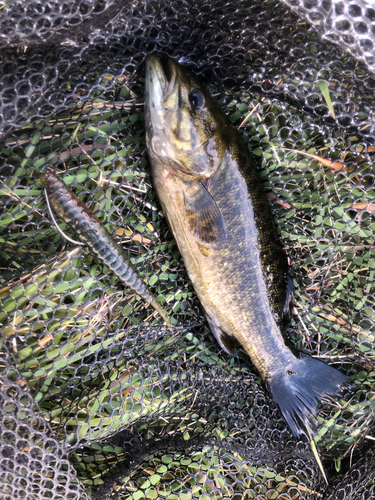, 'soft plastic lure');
40,171,172,330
